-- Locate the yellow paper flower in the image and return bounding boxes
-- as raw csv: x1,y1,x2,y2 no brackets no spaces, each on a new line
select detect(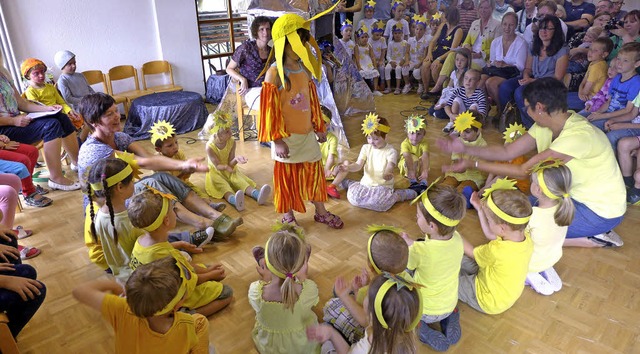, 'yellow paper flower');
481,177,517,200
114,151,142,181
149,120,175,146
405,114,426,134
361,112,390,136
209,111,233,135
366,224,403,235
453,110,482,133
144,184,177,201
503,123,526,143
530,157,564,173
